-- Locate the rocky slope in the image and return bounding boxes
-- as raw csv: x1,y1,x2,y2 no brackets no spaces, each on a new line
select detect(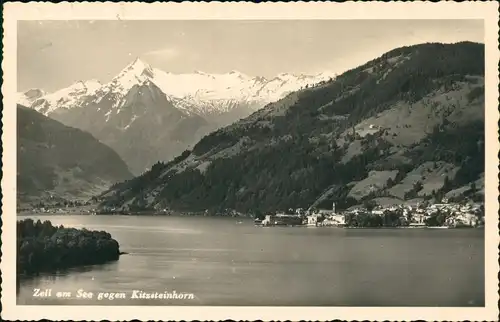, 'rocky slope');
51,80,210,176
19,59,335,118
17,105,133,205
18,60,335,174
98,42,485,214
17,88,46,107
